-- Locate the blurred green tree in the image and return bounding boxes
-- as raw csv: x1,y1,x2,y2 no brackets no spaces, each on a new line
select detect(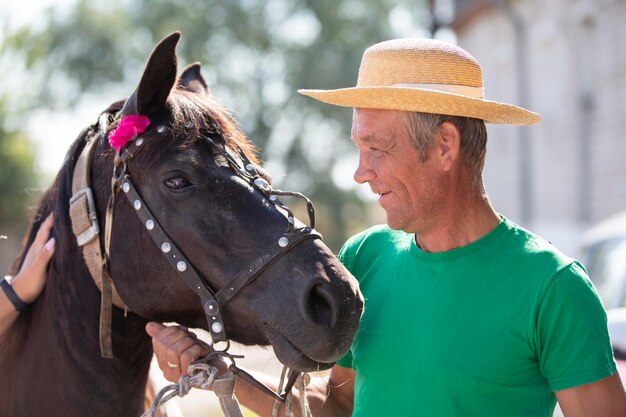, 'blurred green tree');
0,98,39,225
2,0,429,251
0,93,41,272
